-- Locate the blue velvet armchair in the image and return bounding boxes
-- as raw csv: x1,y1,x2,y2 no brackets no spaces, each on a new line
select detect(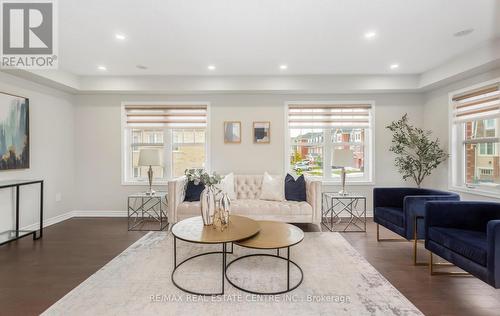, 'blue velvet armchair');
373,187,460,264
425,201,500,288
